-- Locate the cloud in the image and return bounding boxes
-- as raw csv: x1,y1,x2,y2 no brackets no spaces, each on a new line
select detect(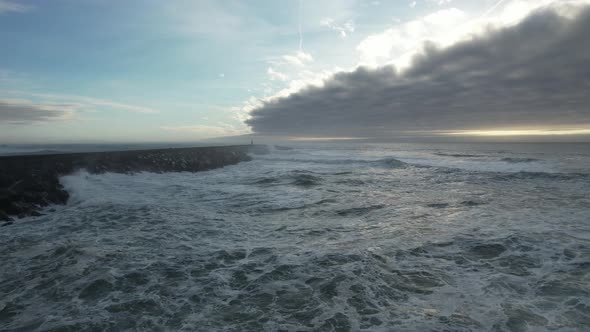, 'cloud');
0,0,31,13
246,6,590,137
357,8,468,67
282,51,314,67
69,97,160,114
2,92,160,114
358,1,589,70
267,67,288,81
0,99,76,124
411,0,453,7
431,0,453,5
320,17,355,38
0,92,160,125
